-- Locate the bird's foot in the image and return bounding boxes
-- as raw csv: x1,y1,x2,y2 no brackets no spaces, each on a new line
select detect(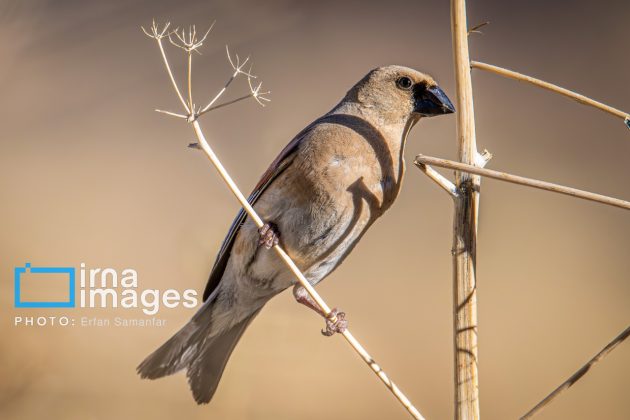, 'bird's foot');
258,222,280,249
293,286,349,337
321,308,348,337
